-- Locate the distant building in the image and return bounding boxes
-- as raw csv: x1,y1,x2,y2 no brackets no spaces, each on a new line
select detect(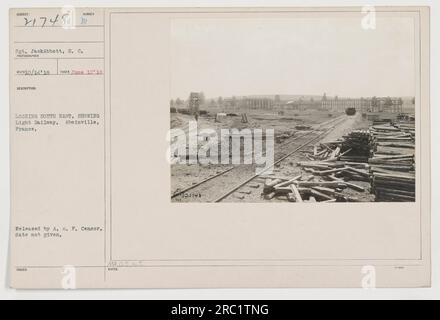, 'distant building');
241,97,274,109
321,96,404,113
